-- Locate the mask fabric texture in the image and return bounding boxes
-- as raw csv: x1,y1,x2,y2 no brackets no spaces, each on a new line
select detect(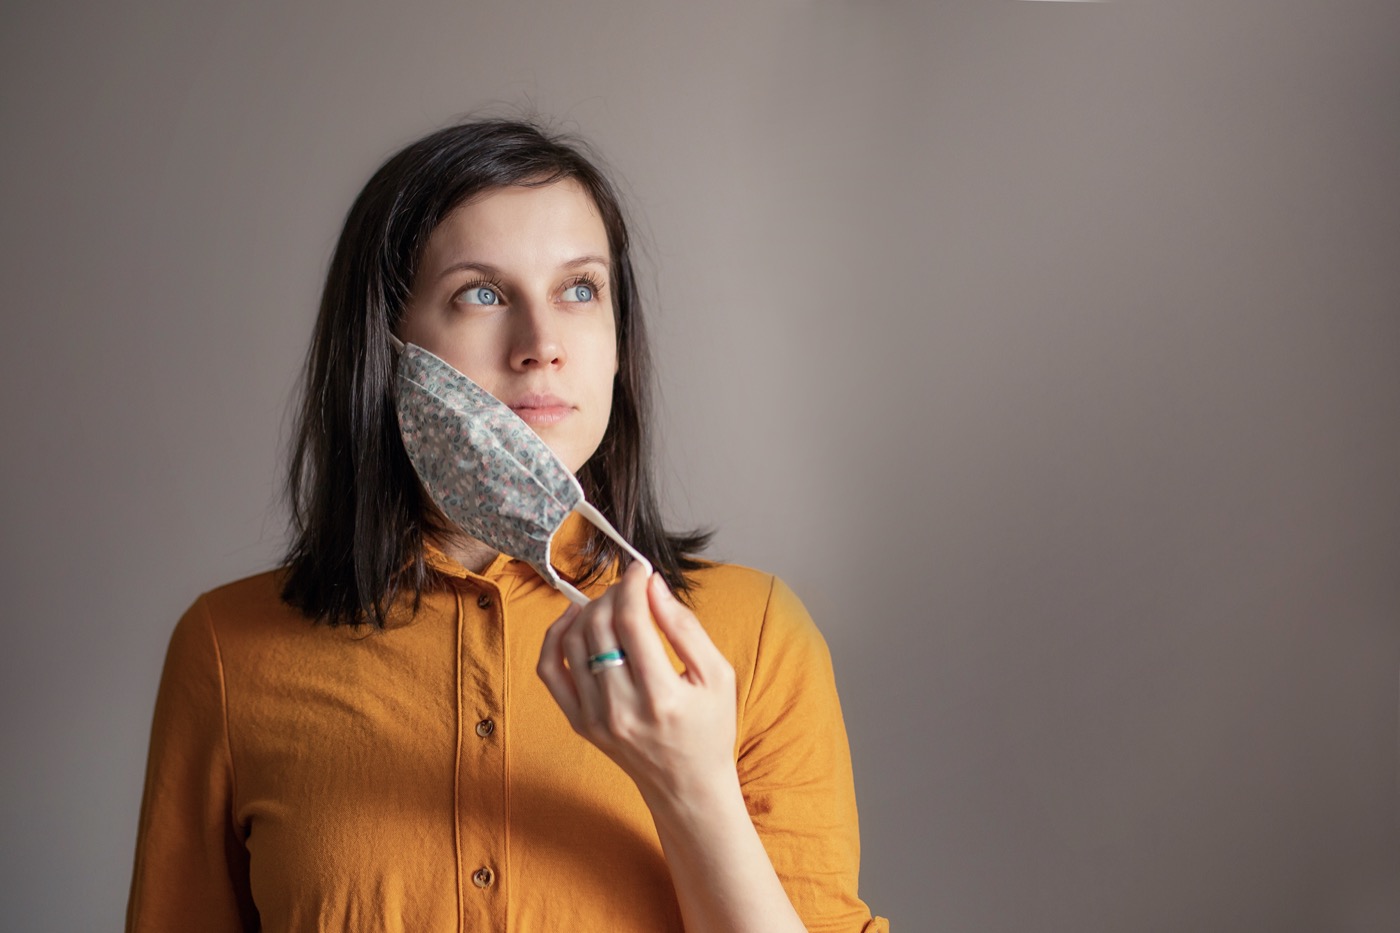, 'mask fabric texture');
393,339,650,605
